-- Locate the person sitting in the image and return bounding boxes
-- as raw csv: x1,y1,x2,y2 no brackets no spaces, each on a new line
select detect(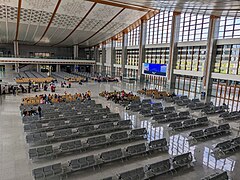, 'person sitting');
23,109,27,116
